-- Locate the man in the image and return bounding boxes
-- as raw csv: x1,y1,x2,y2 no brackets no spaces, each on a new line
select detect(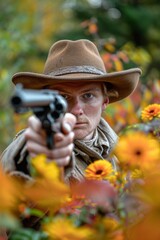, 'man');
1,39,141,184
